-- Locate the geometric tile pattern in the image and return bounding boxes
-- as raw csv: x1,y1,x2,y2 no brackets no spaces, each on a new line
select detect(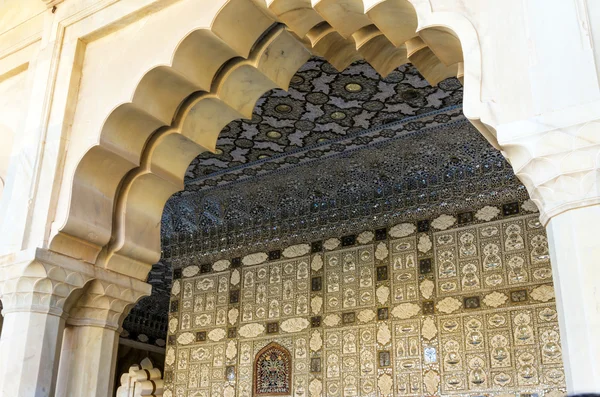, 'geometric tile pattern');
162,212,565,396
183,57,463,187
